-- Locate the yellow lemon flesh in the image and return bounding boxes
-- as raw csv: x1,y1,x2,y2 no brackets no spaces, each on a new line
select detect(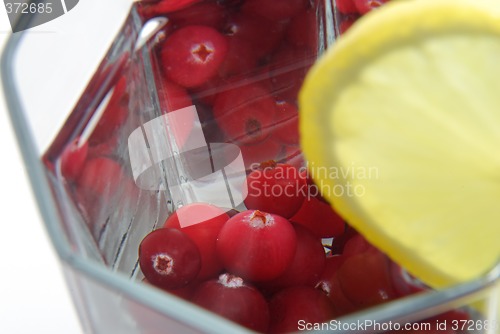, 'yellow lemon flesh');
300,0,500,289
